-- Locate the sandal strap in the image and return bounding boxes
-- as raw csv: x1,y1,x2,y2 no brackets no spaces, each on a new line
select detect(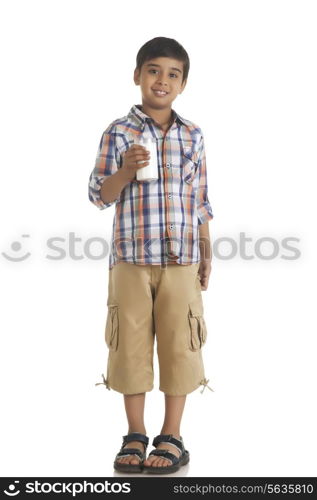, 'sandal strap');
152,434,184,454
153,441,183,454
148,449,178,465
122,432,149,449
116,448,144,460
